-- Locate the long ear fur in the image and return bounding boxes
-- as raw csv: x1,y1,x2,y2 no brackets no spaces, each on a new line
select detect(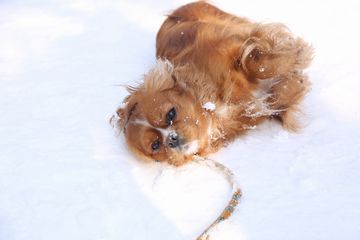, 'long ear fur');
141,59,175,93
125,59,175,95
110,100,138,133
110,59,176,133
